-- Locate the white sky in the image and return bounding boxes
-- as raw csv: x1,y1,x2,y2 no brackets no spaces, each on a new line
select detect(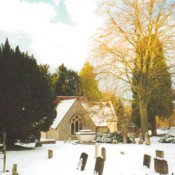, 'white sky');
0,0,102,72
